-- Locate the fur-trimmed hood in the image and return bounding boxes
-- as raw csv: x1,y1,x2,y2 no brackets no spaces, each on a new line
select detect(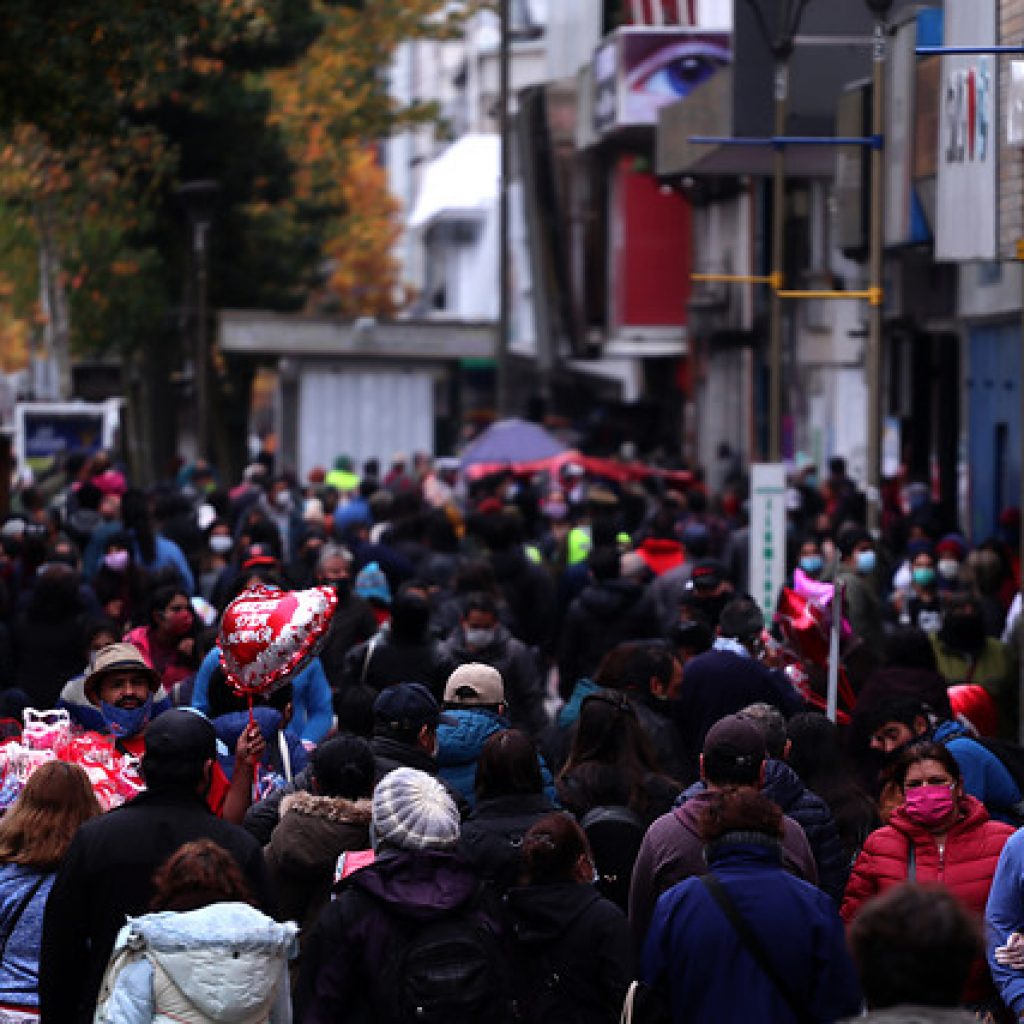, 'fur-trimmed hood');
279,790,372,825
